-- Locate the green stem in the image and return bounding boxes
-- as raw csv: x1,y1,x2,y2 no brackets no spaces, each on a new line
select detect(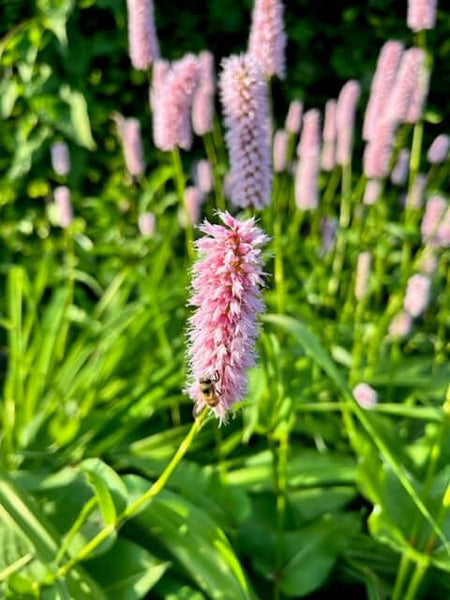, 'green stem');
172,148,194,261
271,430,289,600
203,132,225,211
328,163,352,297
53,408,209,580
402,559,429,600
